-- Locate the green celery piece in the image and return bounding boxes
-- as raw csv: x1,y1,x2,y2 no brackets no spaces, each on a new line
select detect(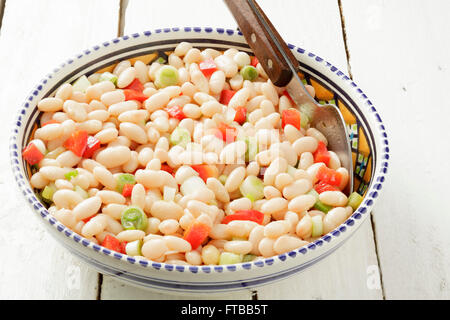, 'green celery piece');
242,254,257,262
219,252,243,265
239,175,264,202
64,170,79,181
311,215,323,237
125,239,142,256
72,75,91,93
218,175,228,185
347,192,364,210
41,185,56,203
156,57,166,64
169,127,191,148
74,185,88,199
99,72,118,86
314,200,332,213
